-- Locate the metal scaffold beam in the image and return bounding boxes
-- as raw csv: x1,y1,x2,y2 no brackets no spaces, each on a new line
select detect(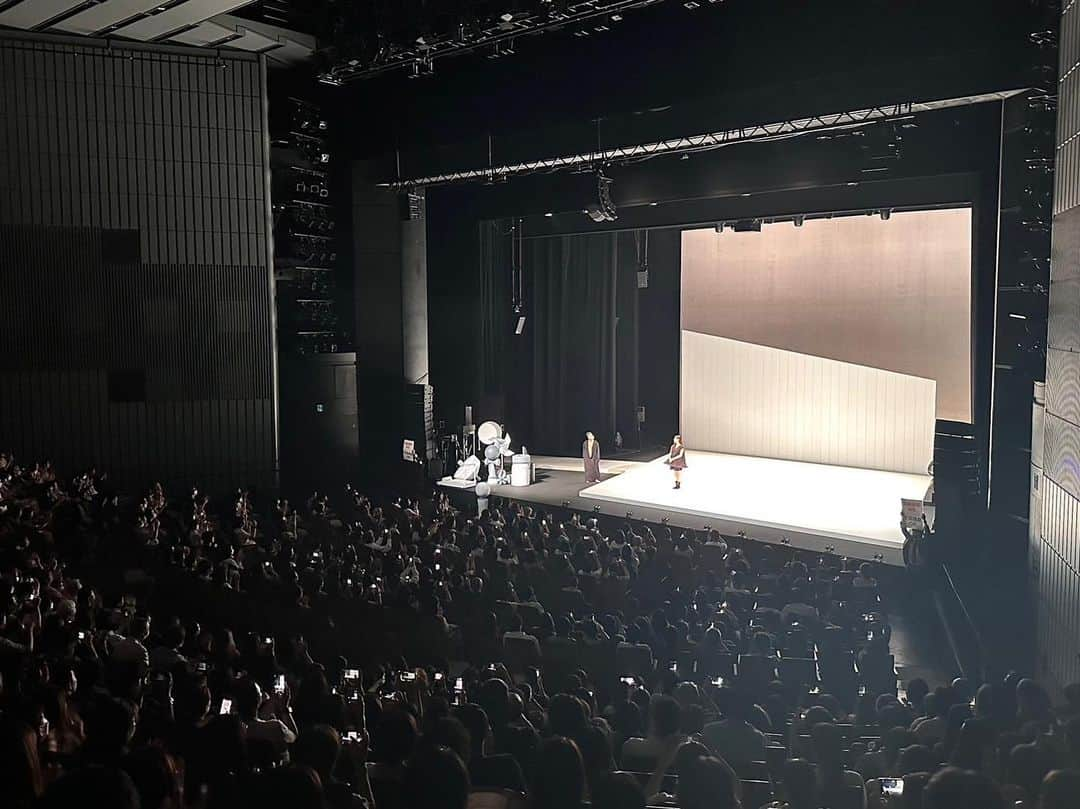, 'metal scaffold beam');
383,89,1027,189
